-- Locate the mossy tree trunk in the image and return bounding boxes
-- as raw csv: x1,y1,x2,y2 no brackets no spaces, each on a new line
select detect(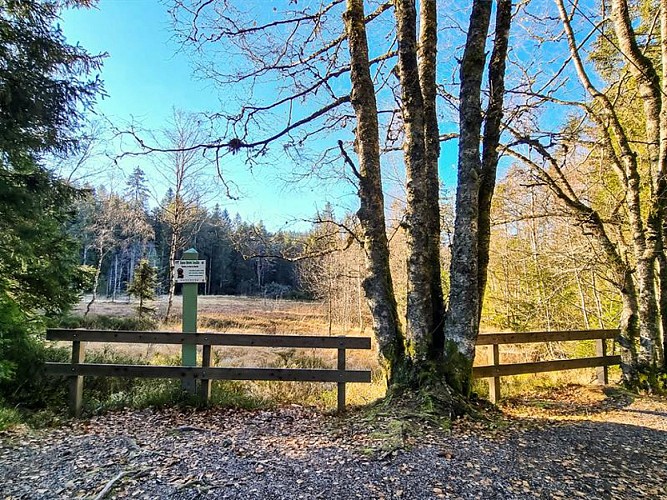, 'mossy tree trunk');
344,0,512,400
344,0,405,382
